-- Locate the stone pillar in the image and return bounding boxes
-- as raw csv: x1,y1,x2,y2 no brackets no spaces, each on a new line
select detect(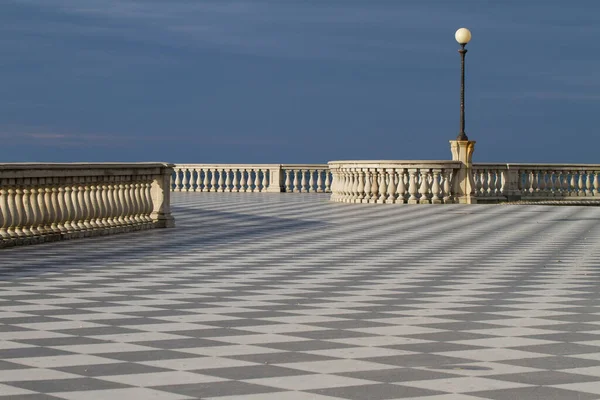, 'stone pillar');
265,165,284,193
150,165,176,228
505,165,522,201
450,140,477,204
